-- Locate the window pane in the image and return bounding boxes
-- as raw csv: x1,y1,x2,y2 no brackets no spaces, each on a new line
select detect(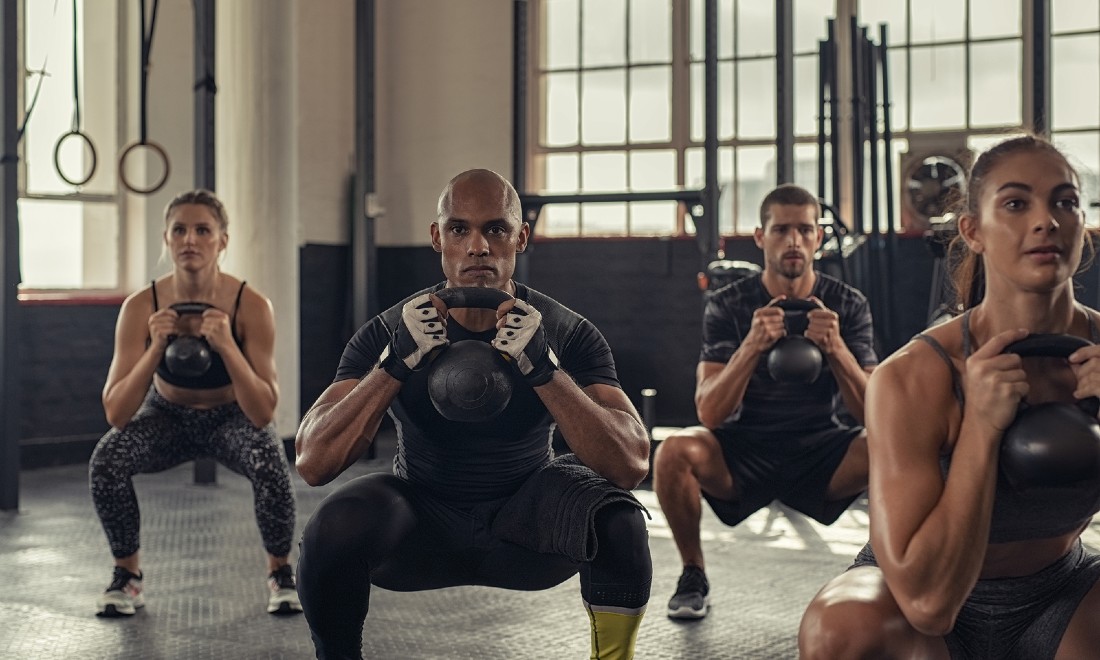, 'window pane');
544,72,579,146
735,146,776,233
545,153,579,192
859,1,907,46
630,150,676,190
691,63,704,142
1052,35,1100,130
792,0,829,54
970,0,1020,39
24,0,78,194
581,152,628,191
630,66,672,142
582,0,625,66
737,59,776,137
910,0,965,43
690,0,704,60
630,201,677,234
970,40,1021,127
1053,0,1100,34
721,61,736,139
793,143,820,198
19,199,118,289
1052,131,1100,227
719,0,735,59
737,0,774,56
582,203,628,235
910,45,965,129
630,0,672,63
544,0,579,69
581,70,627,144
886,48,908,131
794,54,819,136
687,146,733,188
542,205,580,236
